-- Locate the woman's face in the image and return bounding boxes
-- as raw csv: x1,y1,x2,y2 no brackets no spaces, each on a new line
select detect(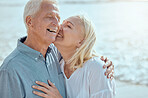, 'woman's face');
54,16,84,49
